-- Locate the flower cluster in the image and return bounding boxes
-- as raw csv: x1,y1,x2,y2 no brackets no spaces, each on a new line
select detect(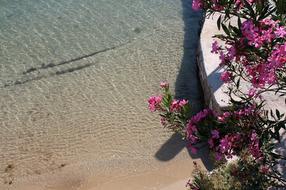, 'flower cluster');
149,82,286,188
148,95,162,112
211,18,286,88
148,82,191,134
184,103,265,161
